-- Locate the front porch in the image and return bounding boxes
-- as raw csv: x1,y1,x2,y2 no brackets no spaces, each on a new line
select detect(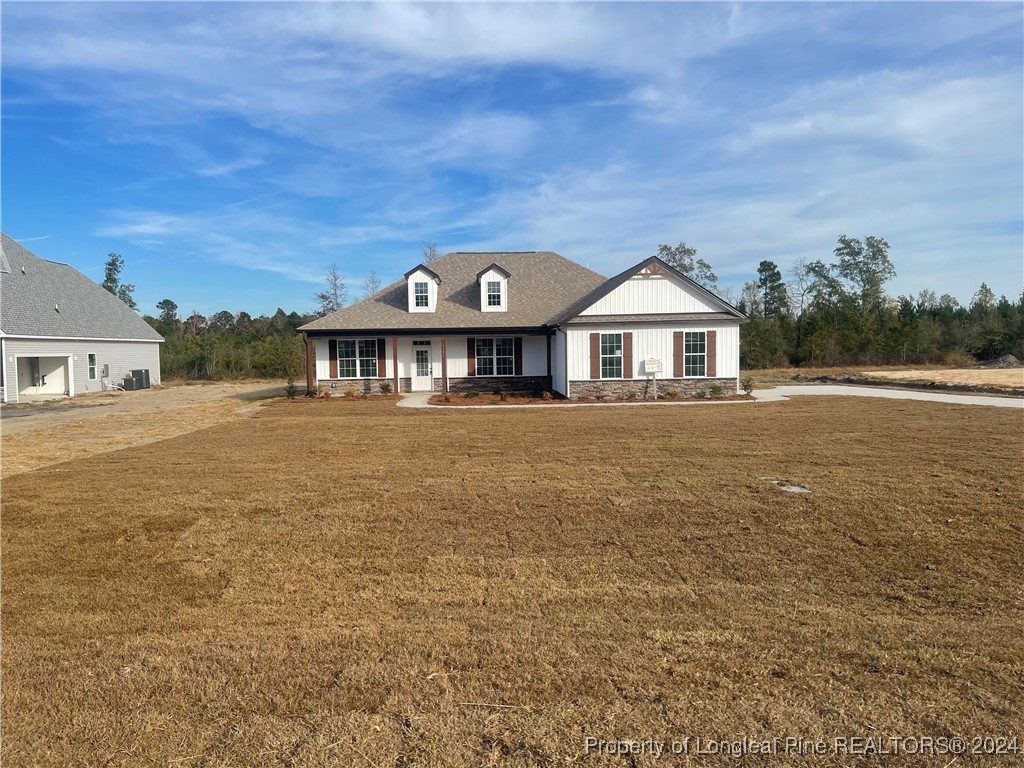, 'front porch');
304,332,553,396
